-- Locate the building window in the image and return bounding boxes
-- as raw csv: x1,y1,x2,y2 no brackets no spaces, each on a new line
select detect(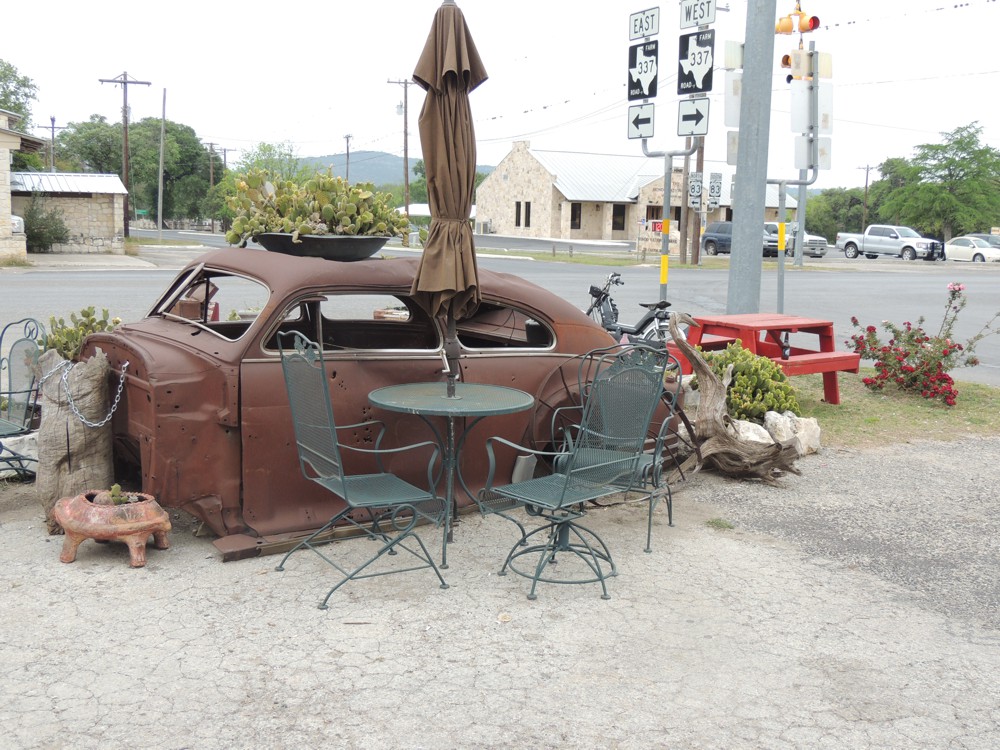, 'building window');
612,204,626,231
570,202,582,229
524,201,531,228
645,205,663,221
515,201,521,227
